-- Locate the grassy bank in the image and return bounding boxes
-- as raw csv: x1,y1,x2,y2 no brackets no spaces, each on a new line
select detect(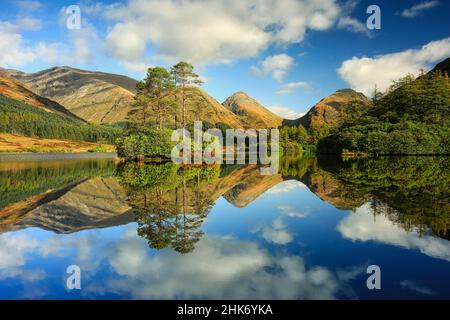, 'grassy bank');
0,133,115,153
